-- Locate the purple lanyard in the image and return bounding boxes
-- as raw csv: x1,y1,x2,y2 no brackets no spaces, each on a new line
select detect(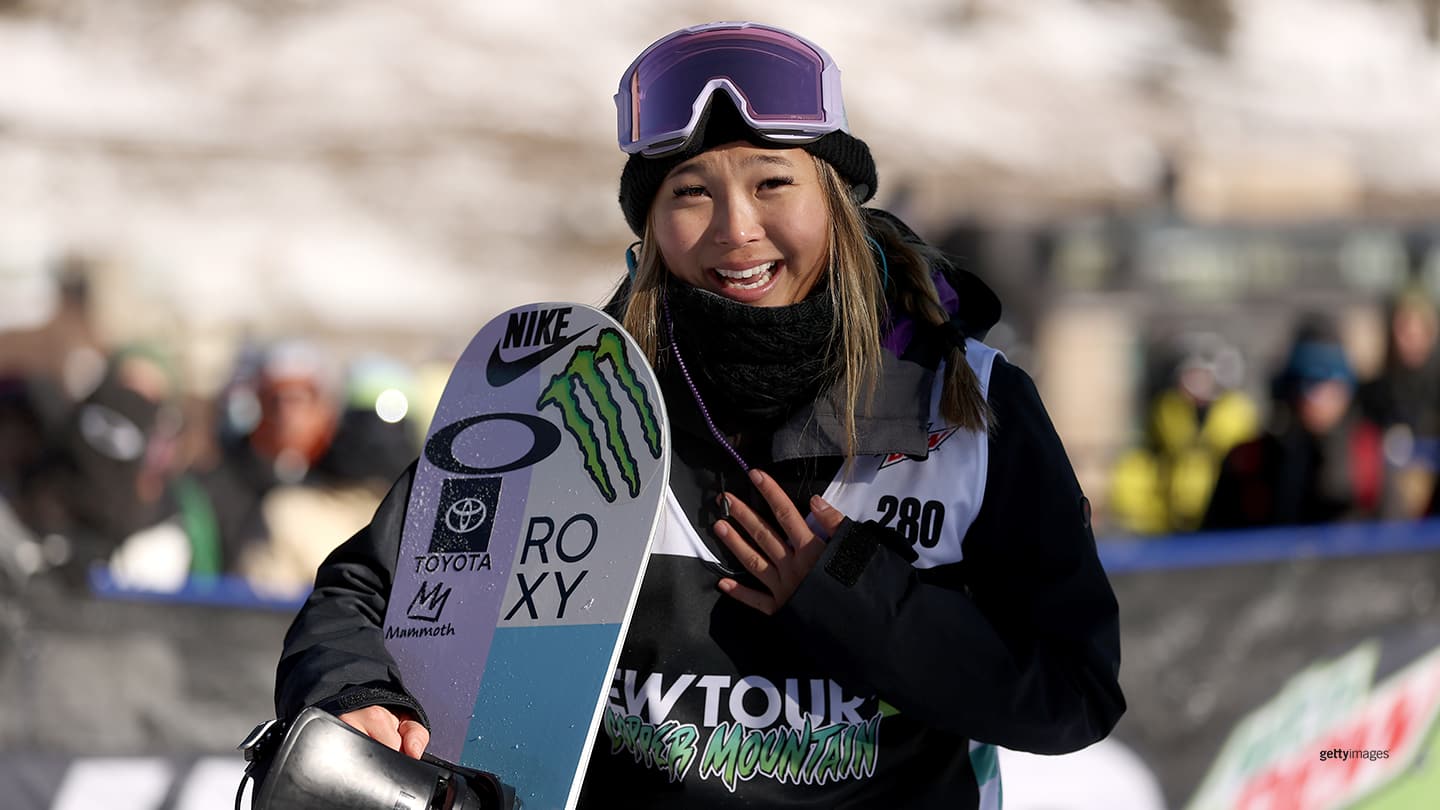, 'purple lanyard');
662,296,752,474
